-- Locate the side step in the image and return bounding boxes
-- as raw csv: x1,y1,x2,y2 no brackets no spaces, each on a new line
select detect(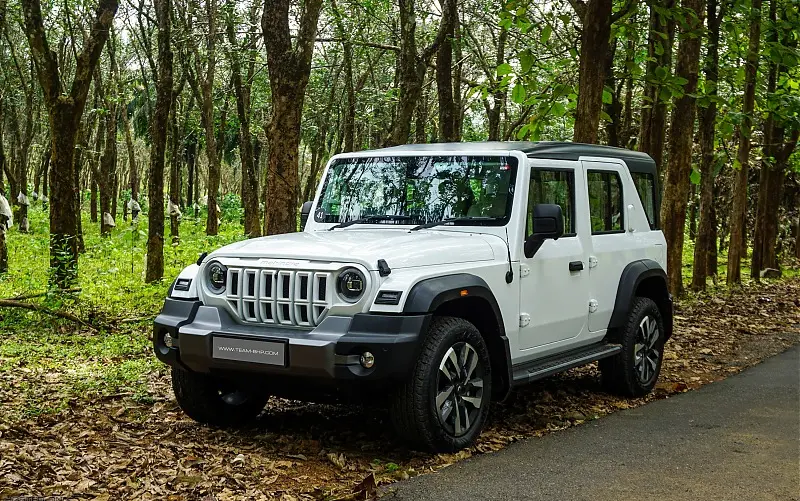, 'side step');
511,342,622,386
